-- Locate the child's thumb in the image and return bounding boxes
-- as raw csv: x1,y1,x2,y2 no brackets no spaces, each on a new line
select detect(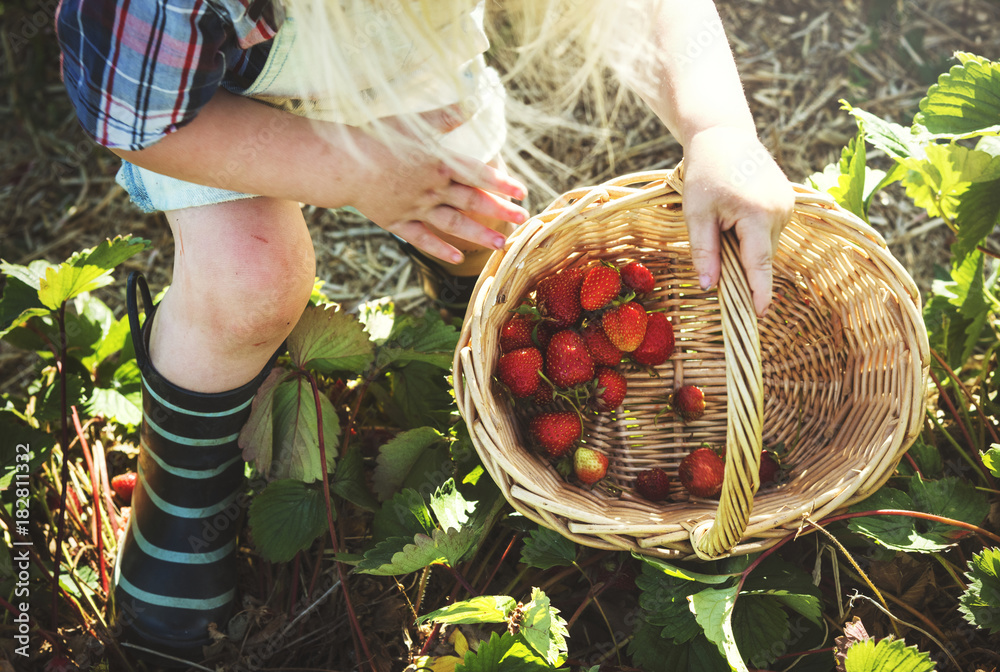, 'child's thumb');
419,103,469,133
